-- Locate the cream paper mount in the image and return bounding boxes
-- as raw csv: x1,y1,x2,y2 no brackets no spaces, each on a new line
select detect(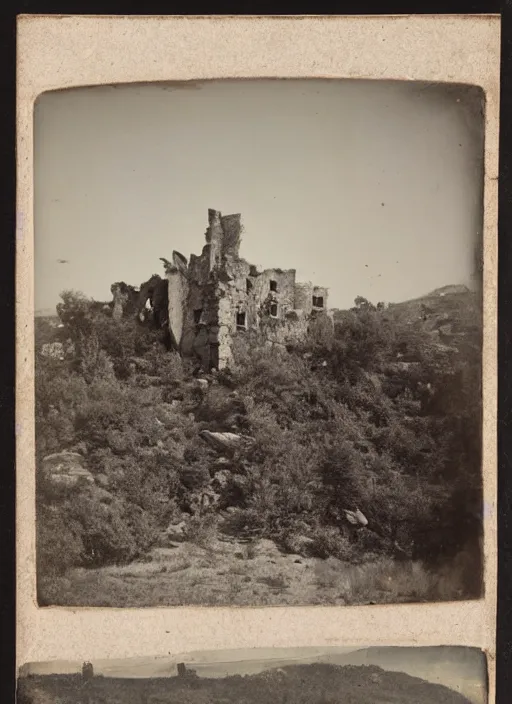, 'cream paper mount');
16,12,499,702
